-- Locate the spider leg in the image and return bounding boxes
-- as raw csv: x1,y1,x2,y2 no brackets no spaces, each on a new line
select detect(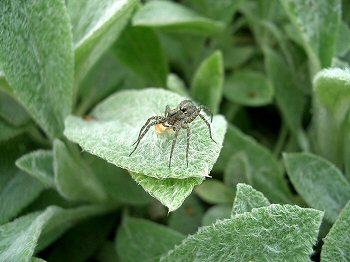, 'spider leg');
132,116,162,146
129,118,163,156
169,126,180,168
182,123,190,167
199,105,213,122
198,114,217,144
